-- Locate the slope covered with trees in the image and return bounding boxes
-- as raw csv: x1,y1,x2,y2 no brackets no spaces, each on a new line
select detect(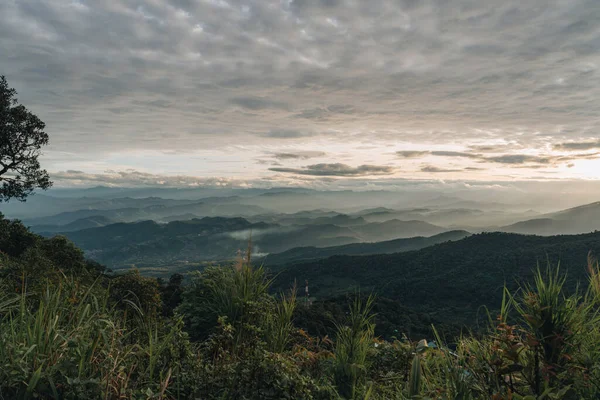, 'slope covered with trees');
272,231,600,329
